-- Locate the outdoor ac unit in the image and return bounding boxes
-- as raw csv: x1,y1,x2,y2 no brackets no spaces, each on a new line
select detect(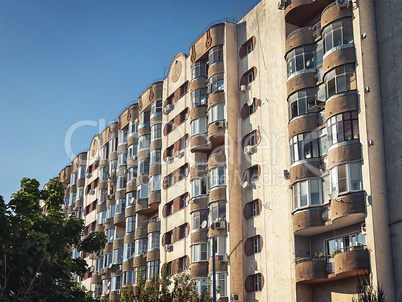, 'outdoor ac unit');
240,85,247,92
164,244,173,252
163,104,173,115
278,0,286,9
91,190,96,195
213,221,226,230
217,254,228,263
244,145,254,155
336,0,349,7
103,217,109,224
86,173,92,178
165,156,171,163
215,121,224,129
232,294,240,301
